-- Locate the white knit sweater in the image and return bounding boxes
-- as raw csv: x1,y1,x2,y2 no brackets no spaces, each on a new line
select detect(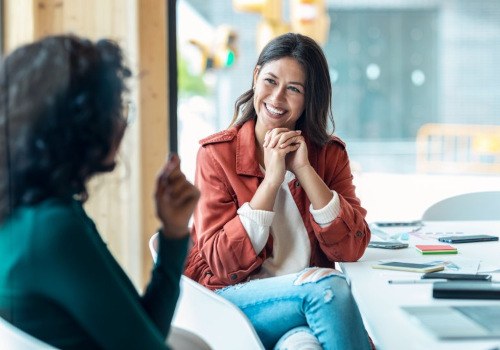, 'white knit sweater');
237,170,340,279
